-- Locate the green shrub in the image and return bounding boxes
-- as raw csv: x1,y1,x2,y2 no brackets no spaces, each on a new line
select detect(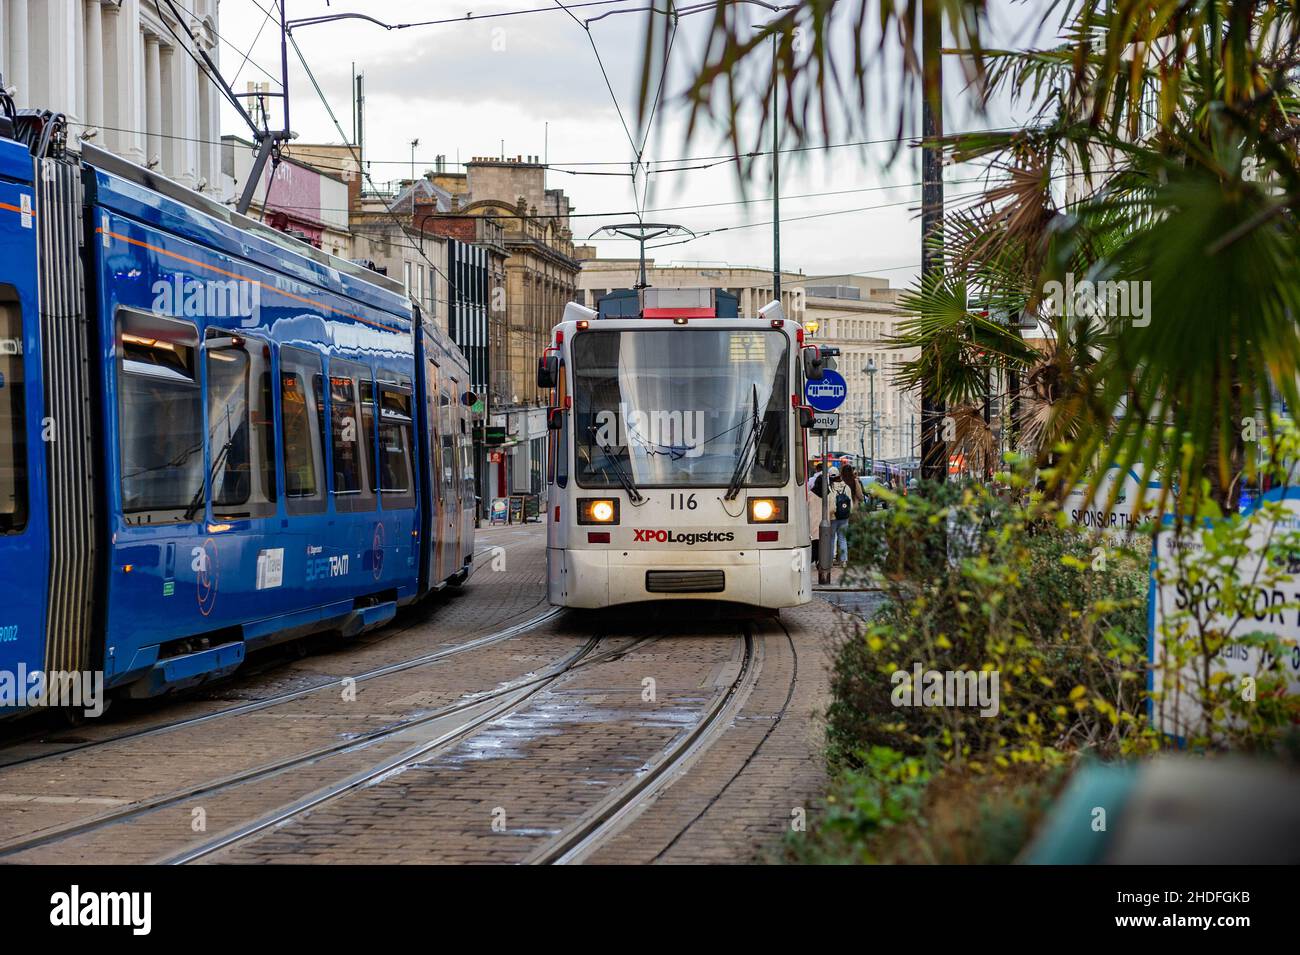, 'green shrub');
828,475,1150,772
